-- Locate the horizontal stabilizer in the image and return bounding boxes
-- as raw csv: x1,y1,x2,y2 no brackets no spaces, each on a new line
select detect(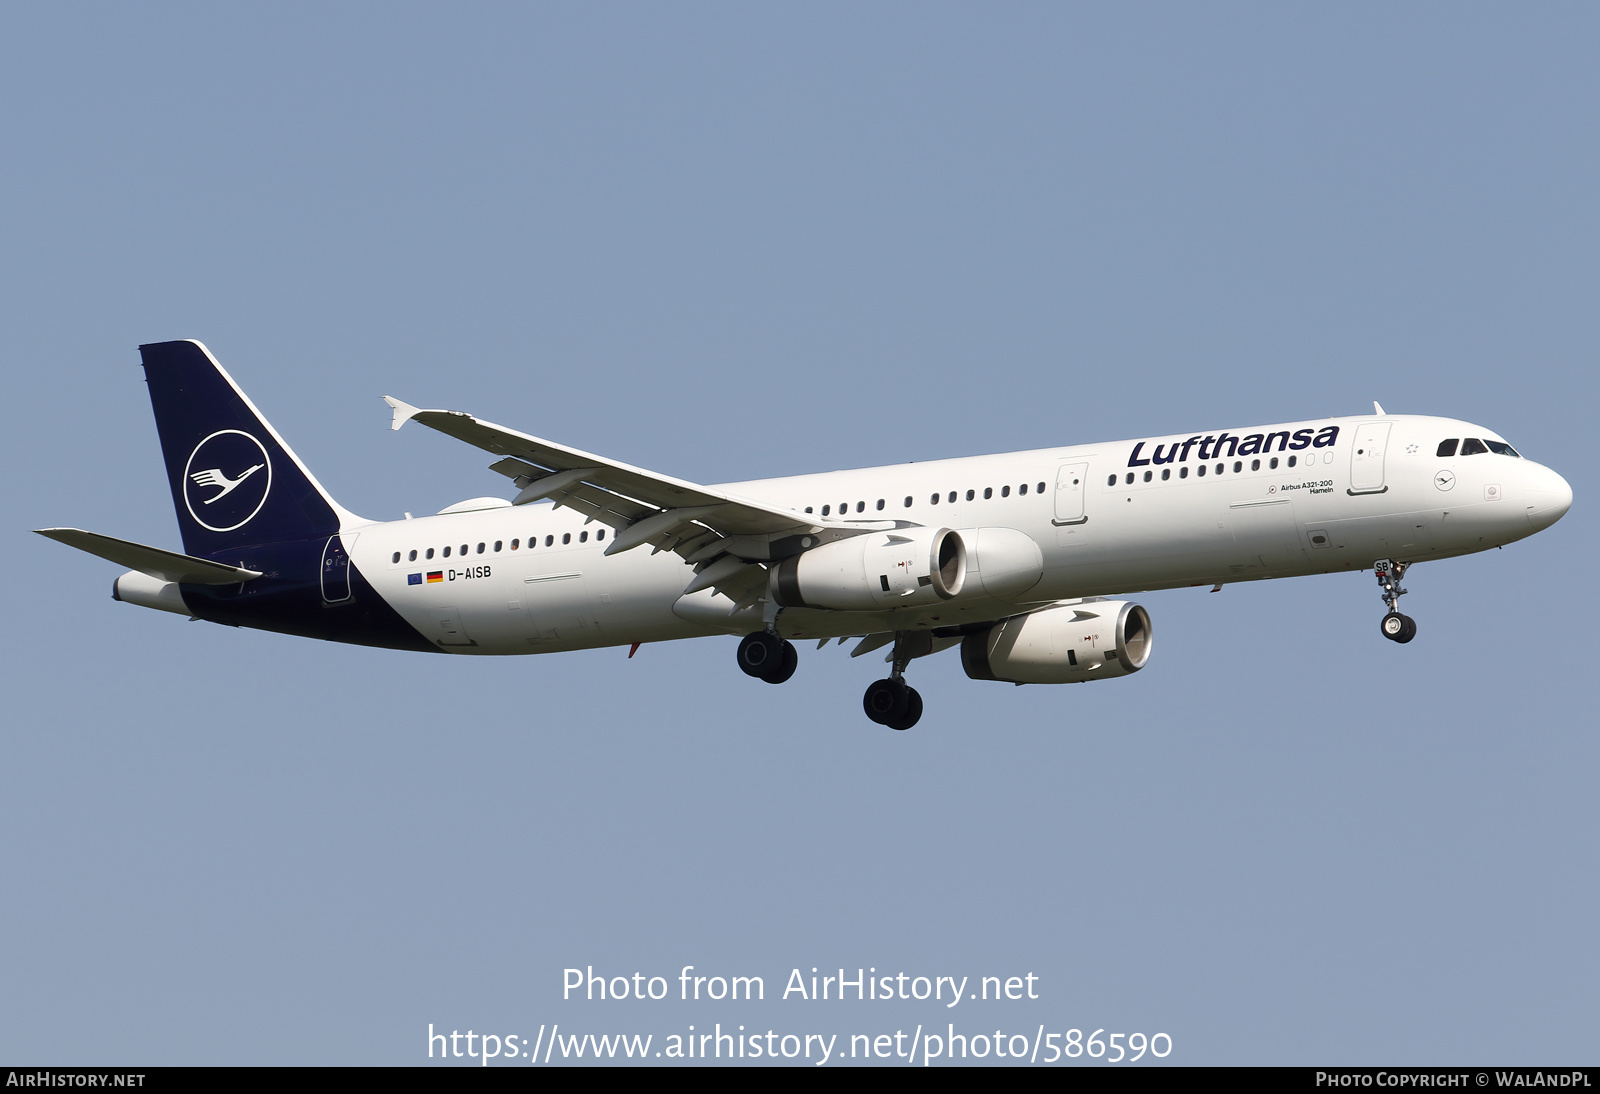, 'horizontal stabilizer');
35,528,262,585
